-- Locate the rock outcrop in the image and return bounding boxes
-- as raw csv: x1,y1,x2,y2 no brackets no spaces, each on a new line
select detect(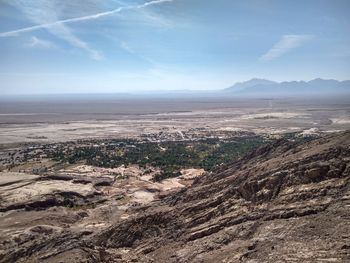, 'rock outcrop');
1,131,350,262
